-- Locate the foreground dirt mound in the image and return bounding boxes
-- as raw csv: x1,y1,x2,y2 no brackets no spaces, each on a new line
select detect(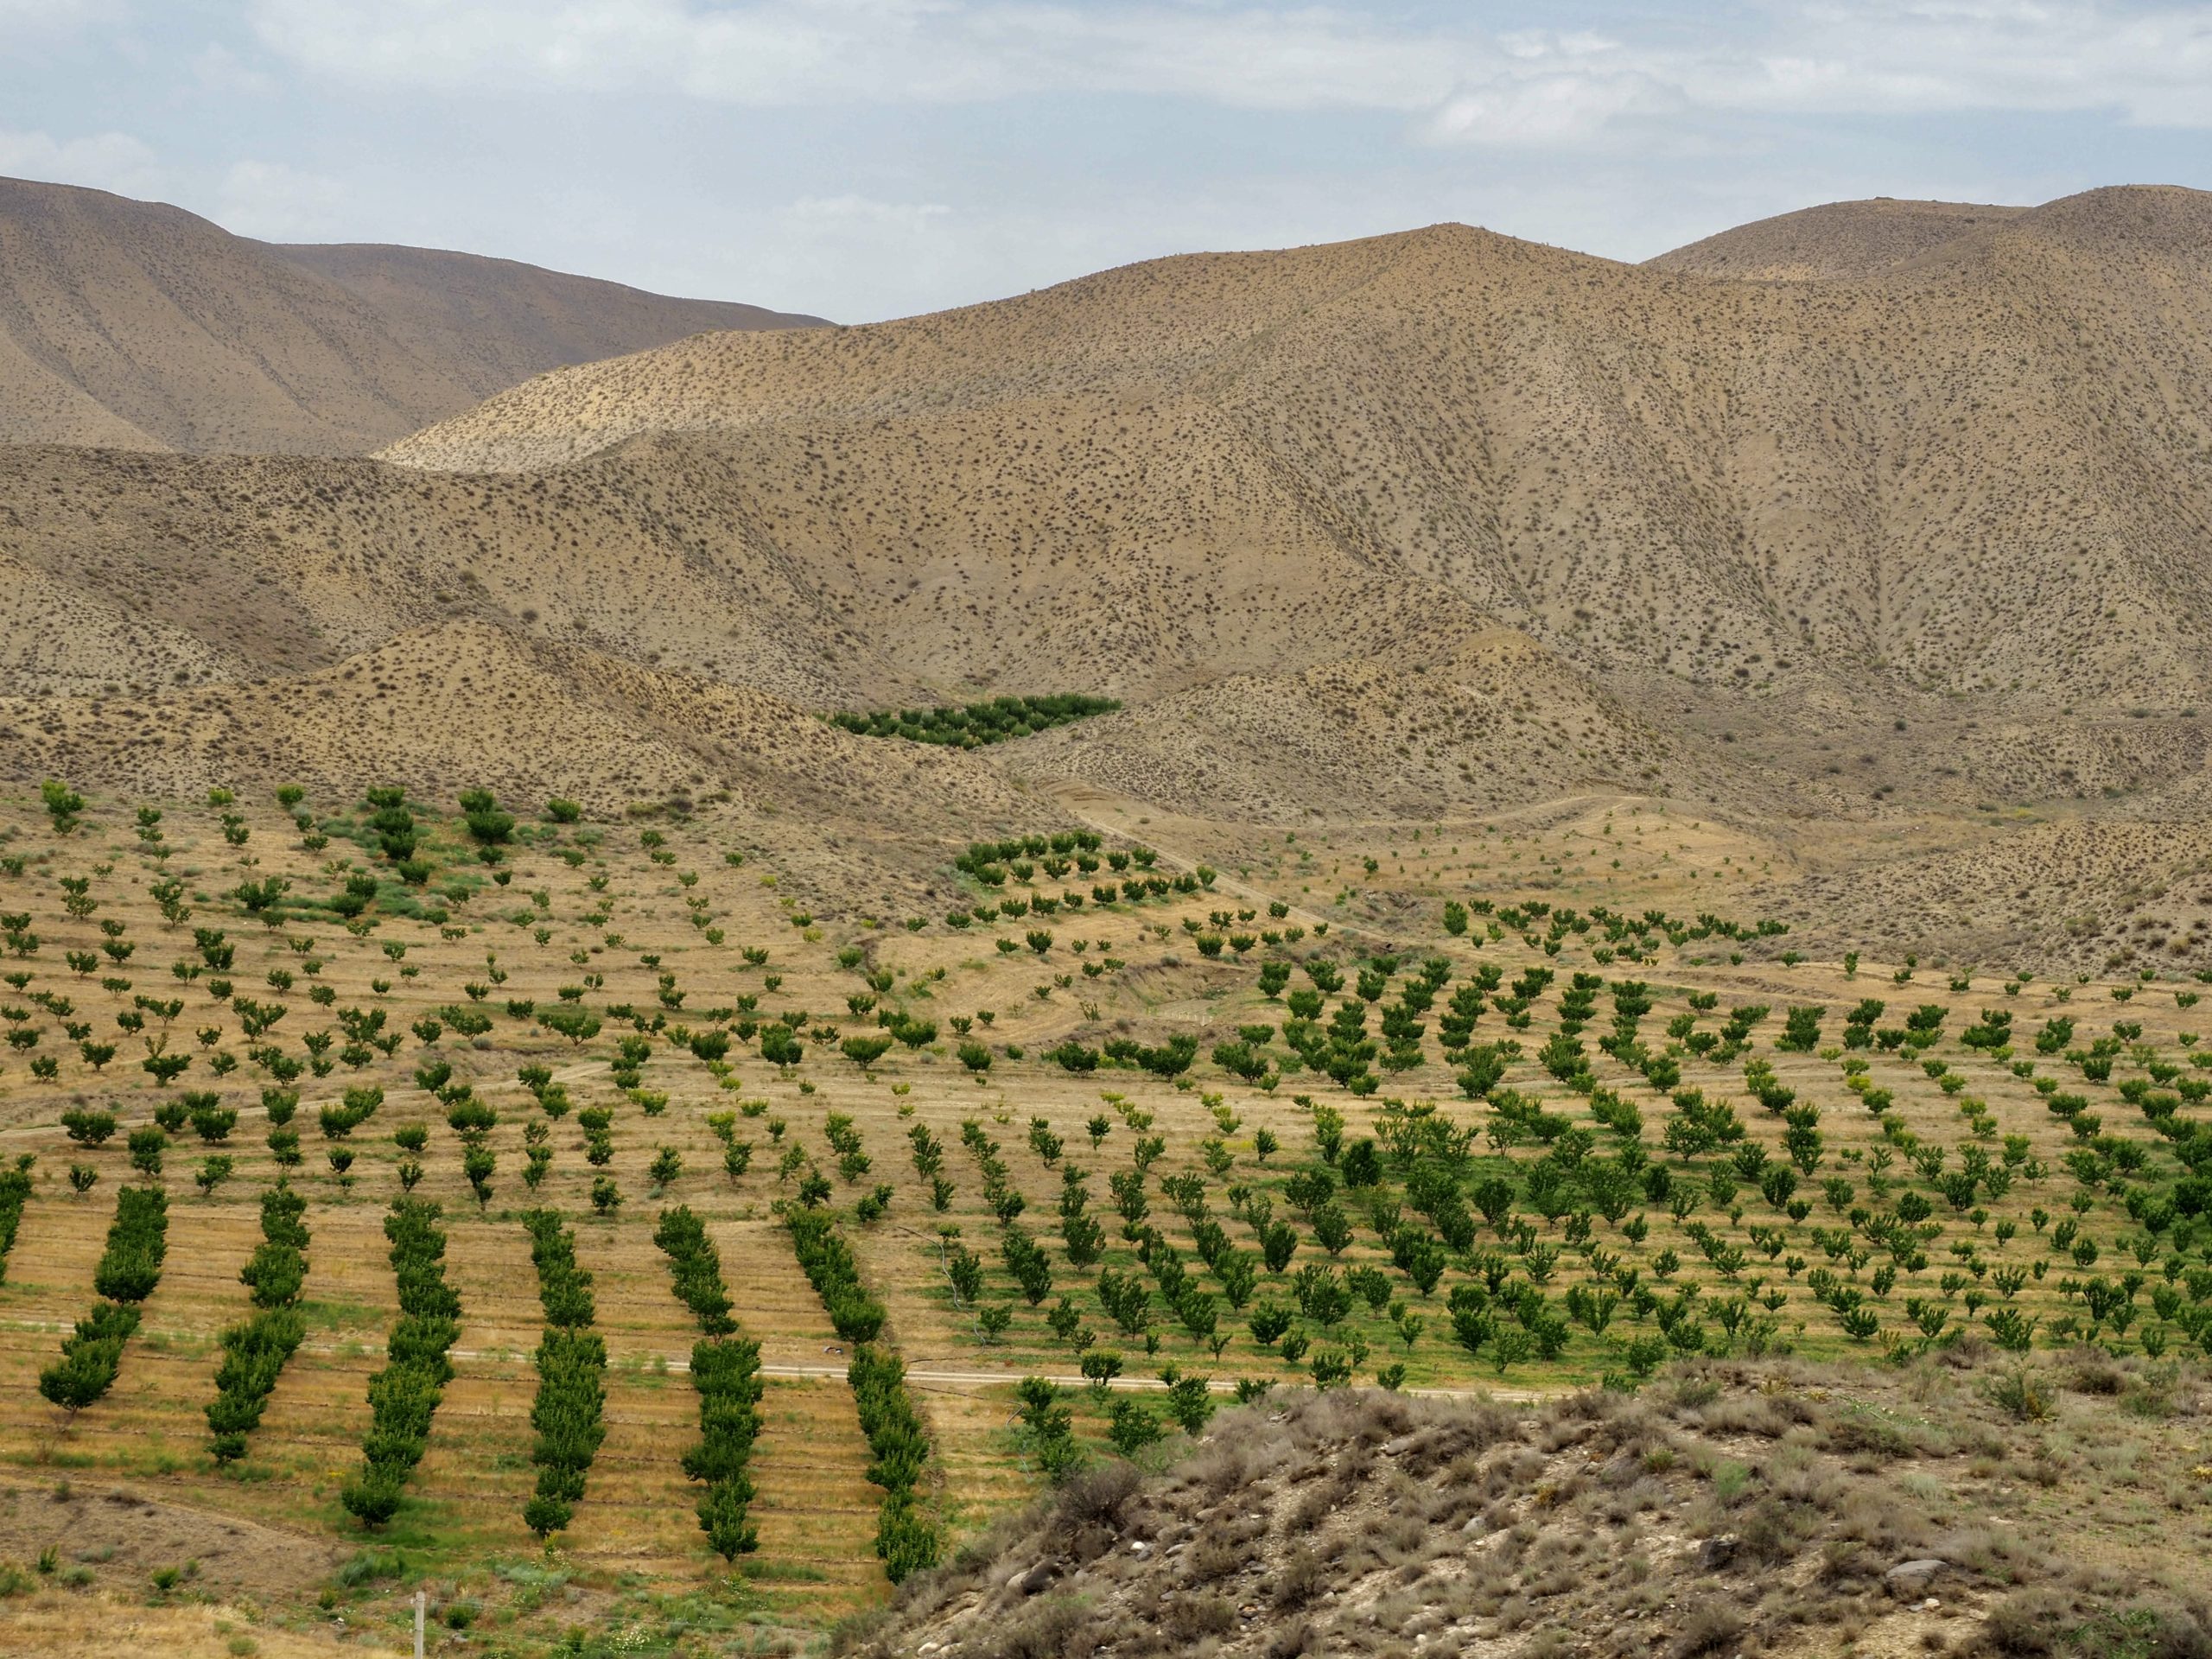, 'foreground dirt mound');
845,1353,2212,1659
